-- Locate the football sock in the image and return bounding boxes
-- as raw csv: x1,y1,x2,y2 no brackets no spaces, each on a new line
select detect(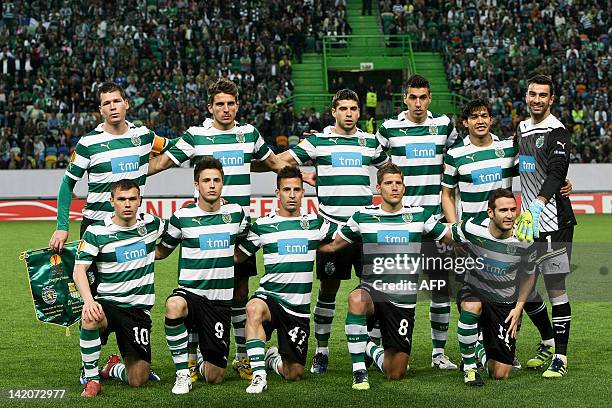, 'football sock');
345,312,368,373
80,327,101,381
165,316,189,371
